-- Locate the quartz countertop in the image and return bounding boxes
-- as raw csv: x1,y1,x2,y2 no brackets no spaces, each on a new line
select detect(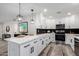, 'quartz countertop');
5,33,51,45
5,35,39,44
